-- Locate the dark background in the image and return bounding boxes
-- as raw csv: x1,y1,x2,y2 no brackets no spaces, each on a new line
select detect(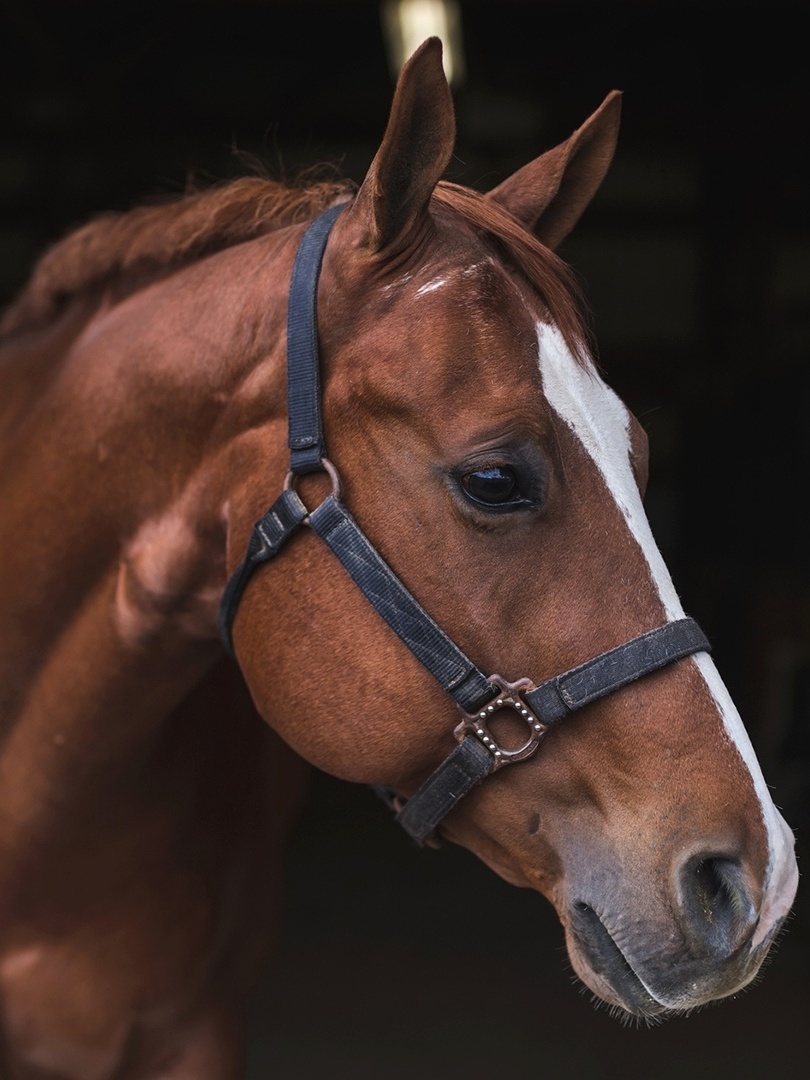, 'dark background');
1,2,808,1076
